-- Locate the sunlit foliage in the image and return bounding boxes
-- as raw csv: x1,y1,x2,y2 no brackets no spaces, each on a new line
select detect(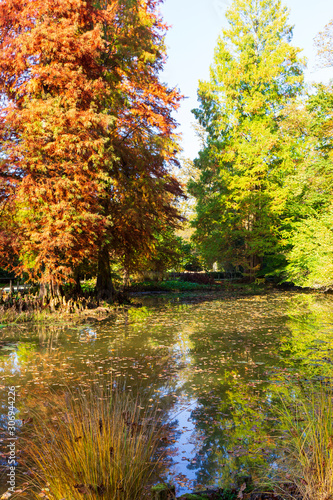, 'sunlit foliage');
189,0,304,278
0,0,183,297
